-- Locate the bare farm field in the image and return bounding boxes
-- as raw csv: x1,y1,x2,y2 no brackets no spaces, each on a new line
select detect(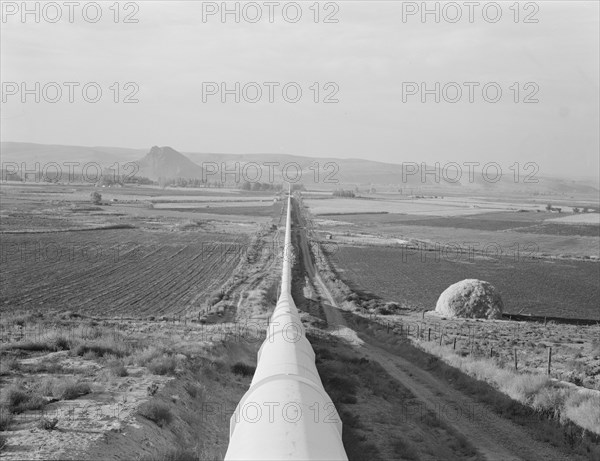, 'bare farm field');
1,229,247,318
1,183,284,319
0,183,281,233
306,195,600,322
331,246,600,321
316,212,599,258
